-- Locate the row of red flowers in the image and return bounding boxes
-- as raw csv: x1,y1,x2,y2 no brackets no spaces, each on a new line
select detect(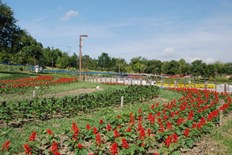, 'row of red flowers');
1,88,232,154
0,75,78,94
